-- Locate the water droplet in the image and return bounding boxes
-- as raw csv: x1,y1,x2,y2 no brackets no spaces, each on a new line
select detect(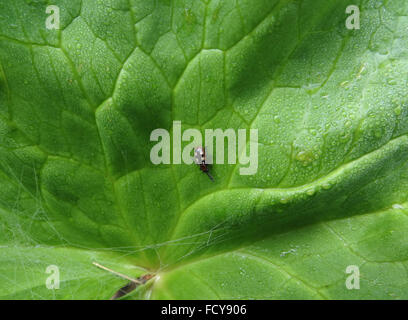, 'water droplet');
322,183,331,190
306,188,316,196
295,150,316,165
280,248,297,257
394,106,402,116
280,198,288,204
